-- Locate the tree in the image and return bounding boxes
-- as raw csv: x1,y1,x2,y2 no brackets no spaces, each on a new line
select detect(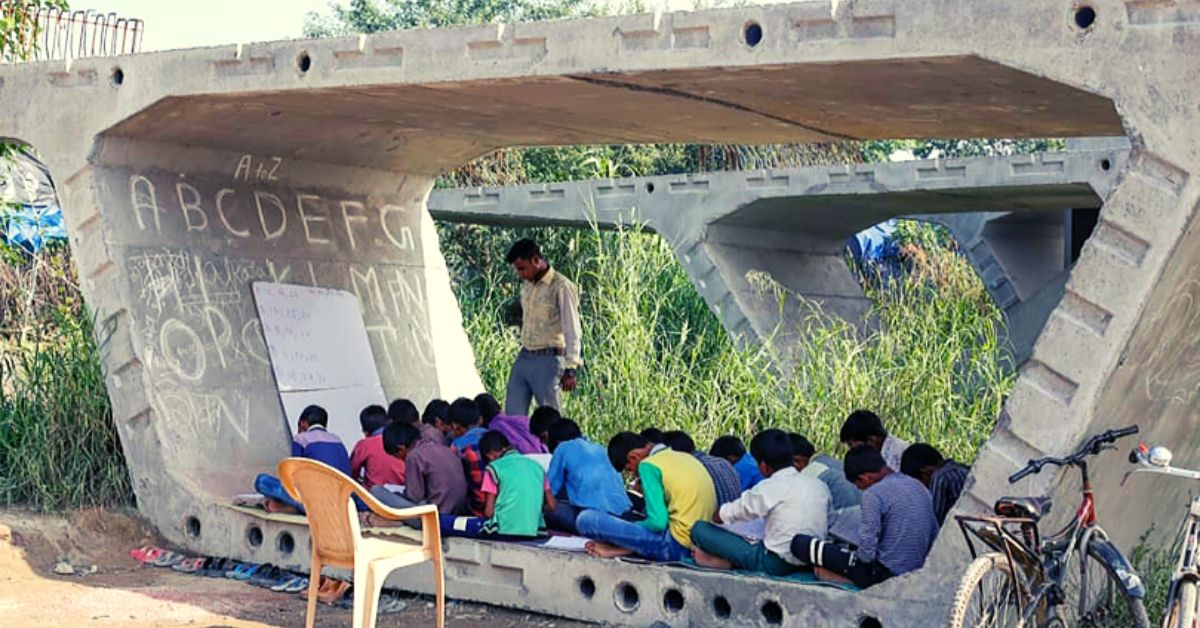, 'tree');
0,0,67,63
304,0,597,36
